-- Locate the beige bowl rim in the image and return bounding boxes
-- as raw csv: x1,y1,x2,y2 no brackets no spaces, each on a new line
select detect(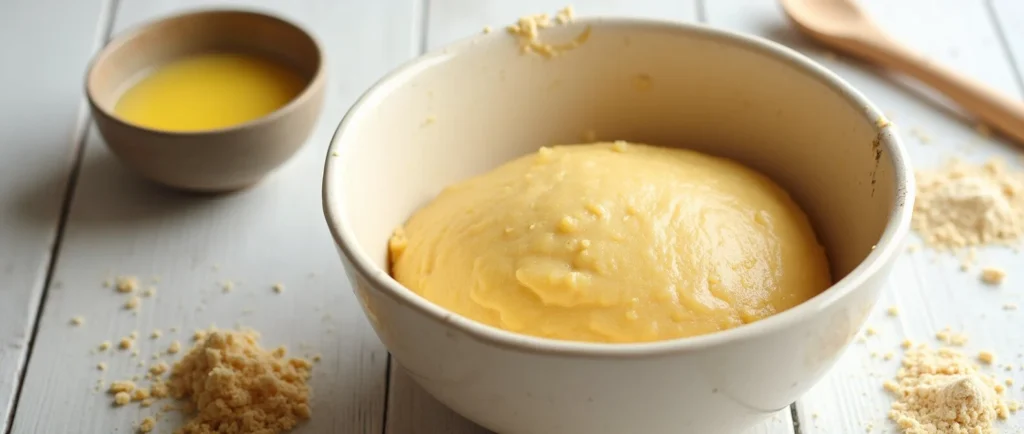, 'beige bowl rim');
84,8,325,137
